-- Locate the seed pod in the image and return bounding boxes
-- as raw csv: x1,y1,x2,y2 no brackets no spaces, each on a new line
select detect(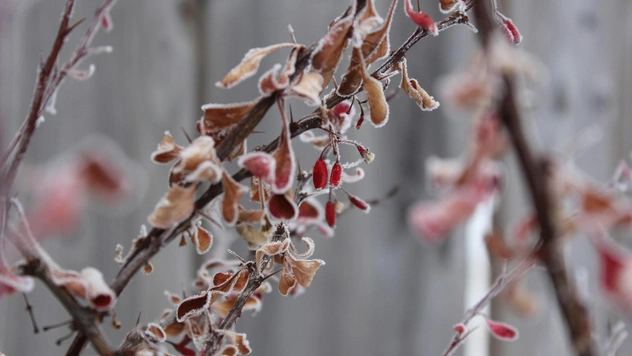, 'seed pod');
313,159,328,190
